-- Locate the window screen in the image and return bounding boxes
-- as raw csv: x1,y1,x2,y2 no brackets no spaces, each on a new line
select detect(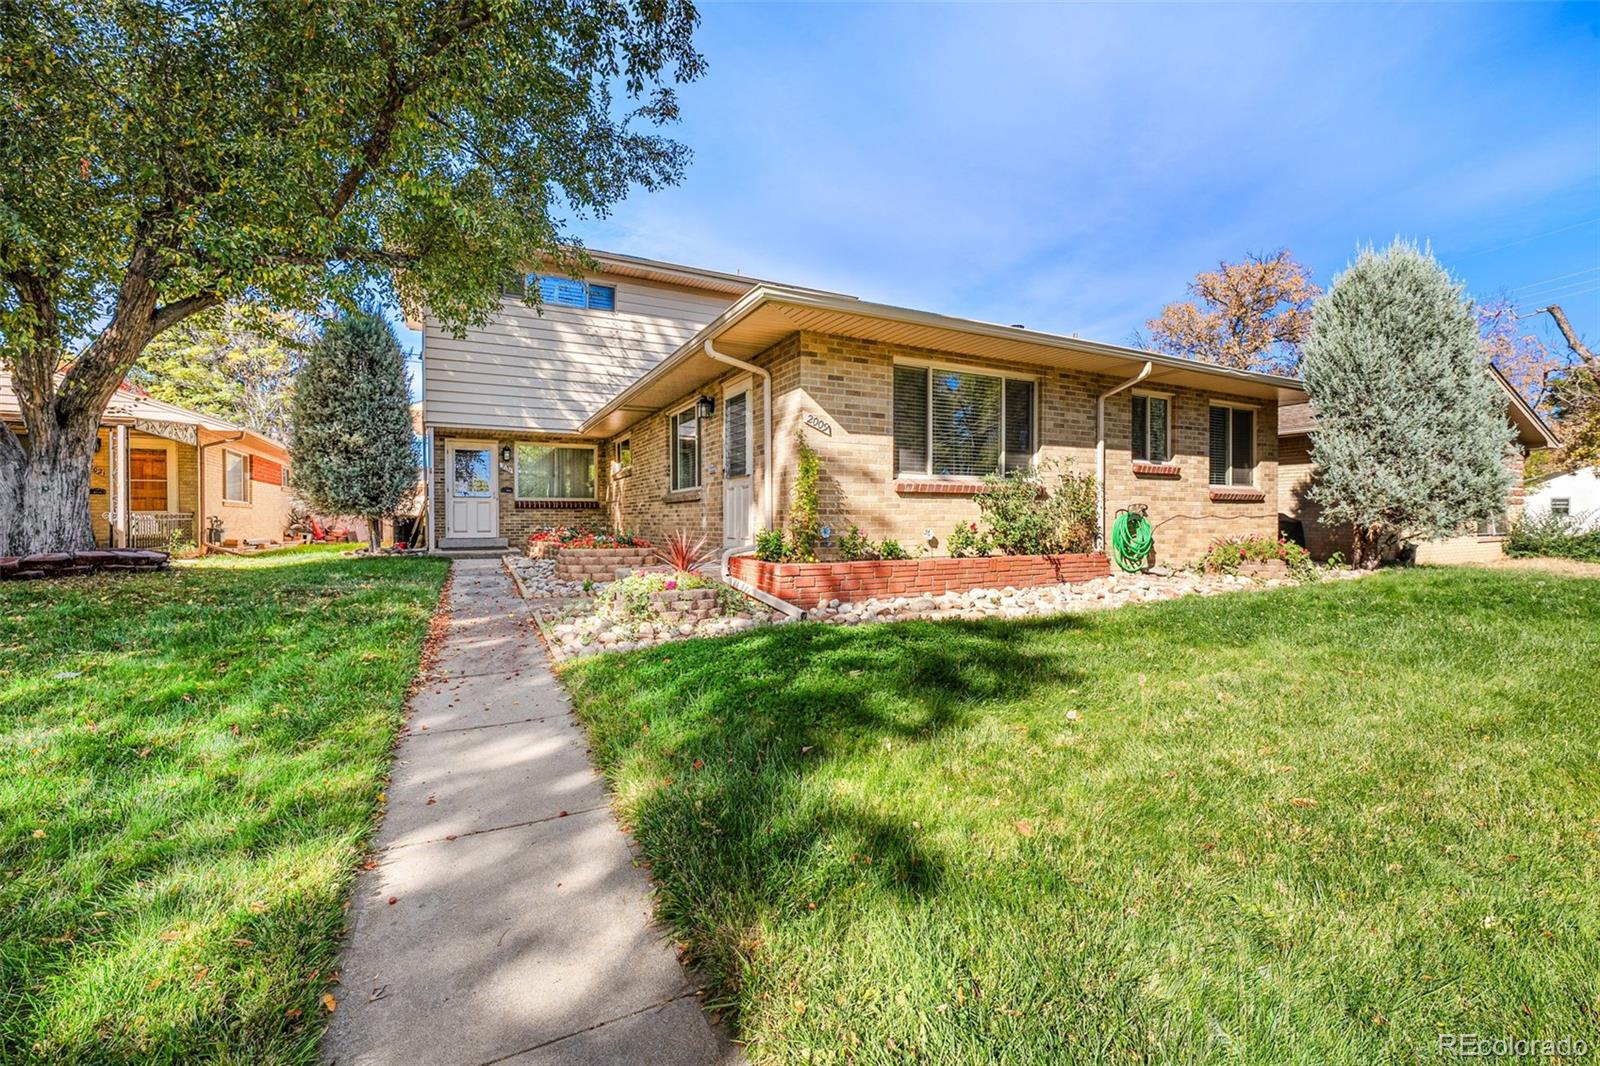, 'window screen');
893,366,929,476
725,392,749,478
672,409,700,490
223,451,249,502
1003,379,1034,472
516,444,595,499
1208,406,1254,486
